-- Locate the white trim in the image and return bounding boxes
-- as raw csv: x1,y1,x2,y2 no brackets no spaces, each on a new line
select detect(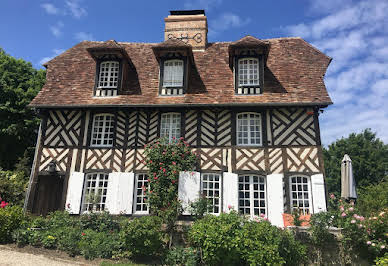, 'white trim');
222,172,239,213
178,171,201,215
236,112,262,146
65,172,85,214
